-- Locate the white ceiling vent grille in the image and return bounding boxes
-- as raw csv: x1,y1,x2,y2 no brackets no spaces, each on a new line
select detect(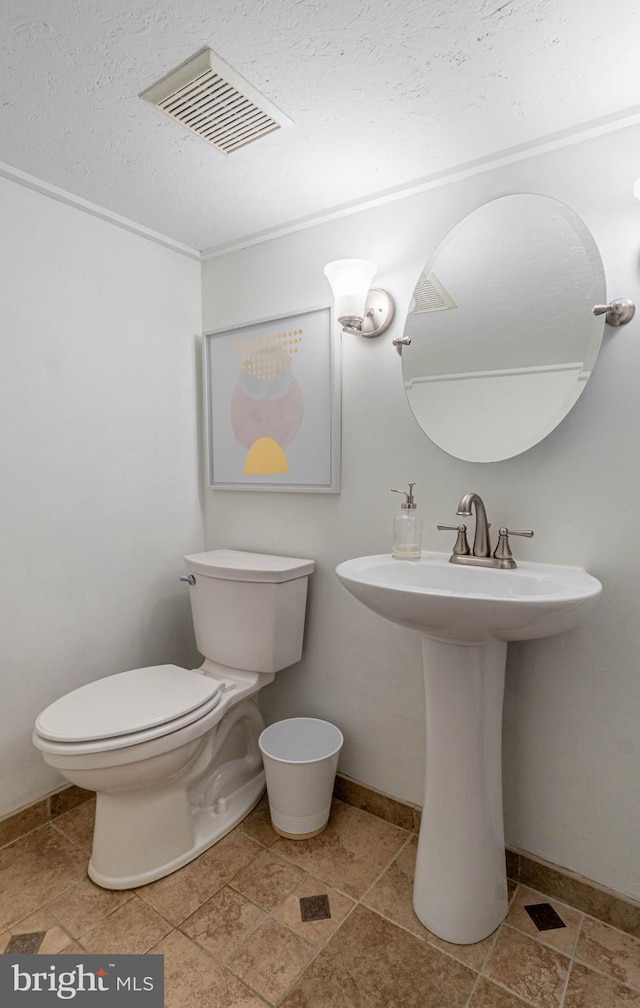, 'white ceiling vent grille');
140,48,294,155
413,272,457,313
